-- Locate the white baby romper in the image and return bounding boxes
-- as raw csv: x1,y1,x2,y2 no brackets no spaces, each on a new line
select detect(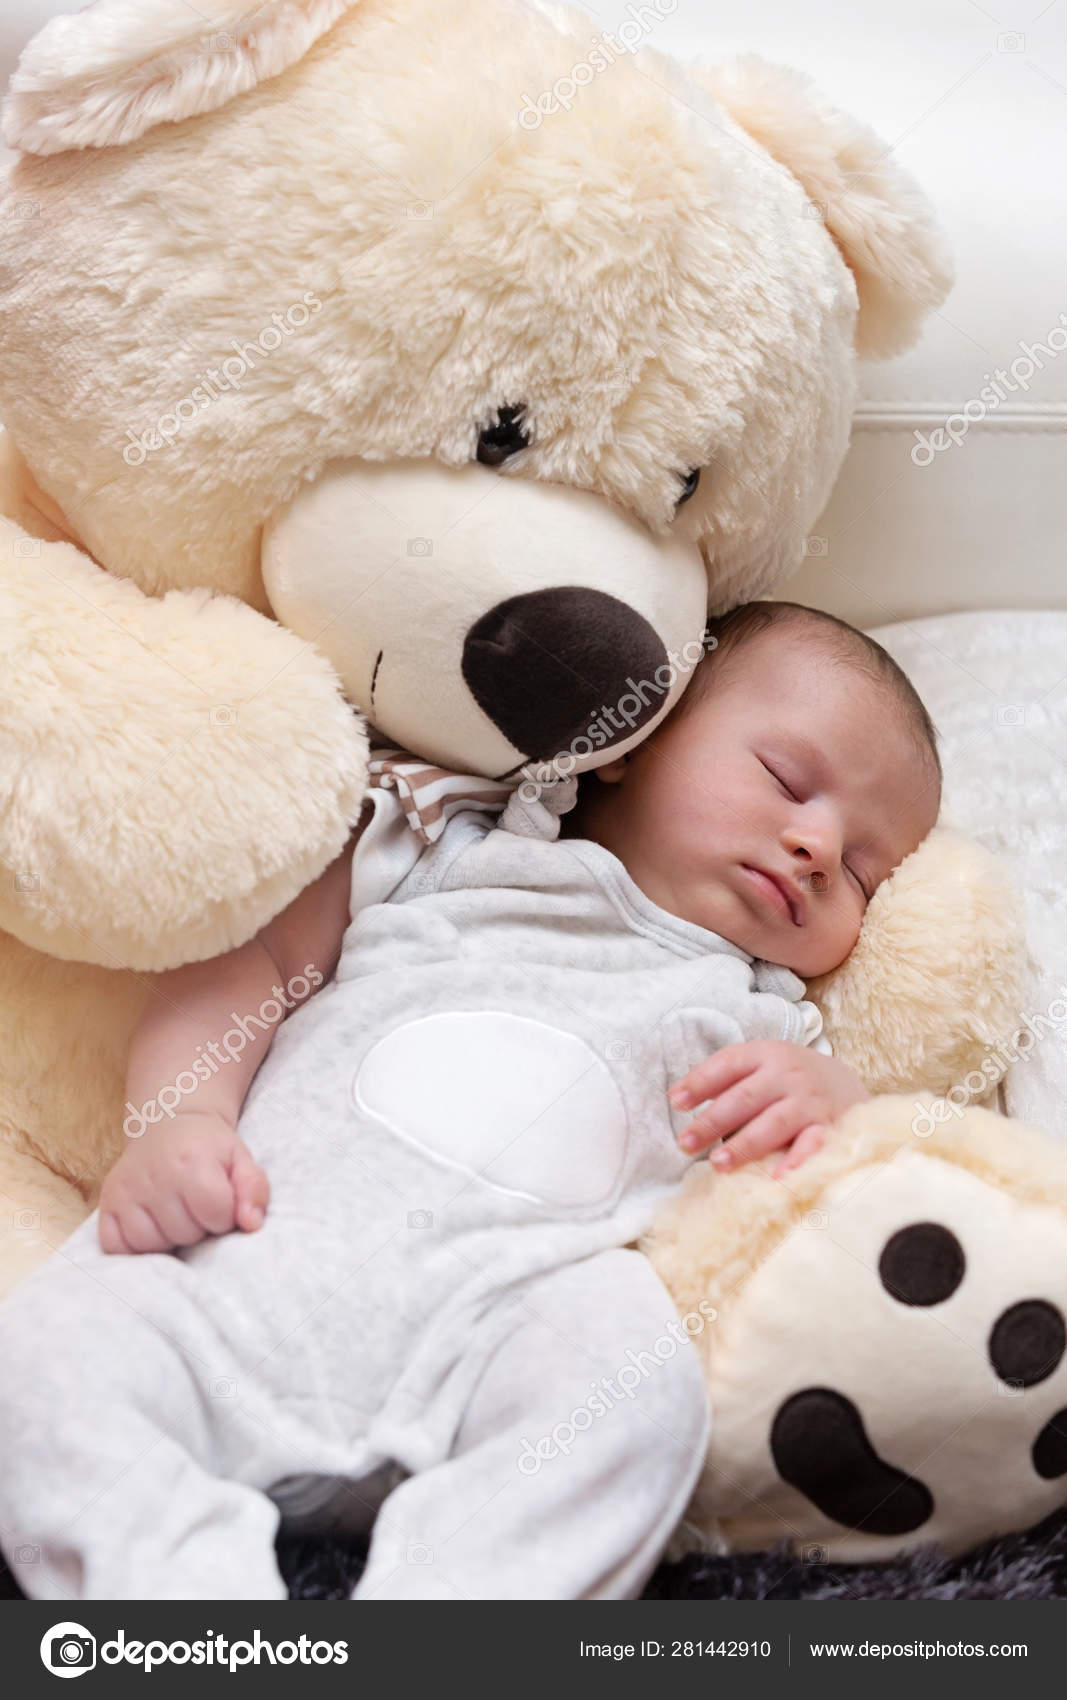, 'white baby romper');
0,777,826,1601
